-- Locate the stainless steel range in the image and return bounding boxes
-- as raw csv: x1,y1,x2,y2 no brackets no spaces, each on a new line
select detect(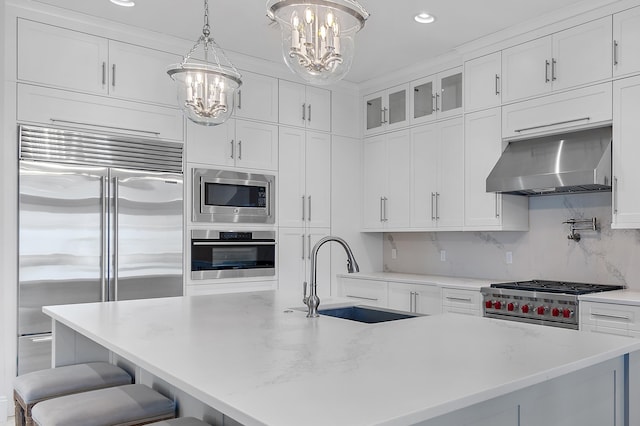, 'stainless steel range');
481,280,624,329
